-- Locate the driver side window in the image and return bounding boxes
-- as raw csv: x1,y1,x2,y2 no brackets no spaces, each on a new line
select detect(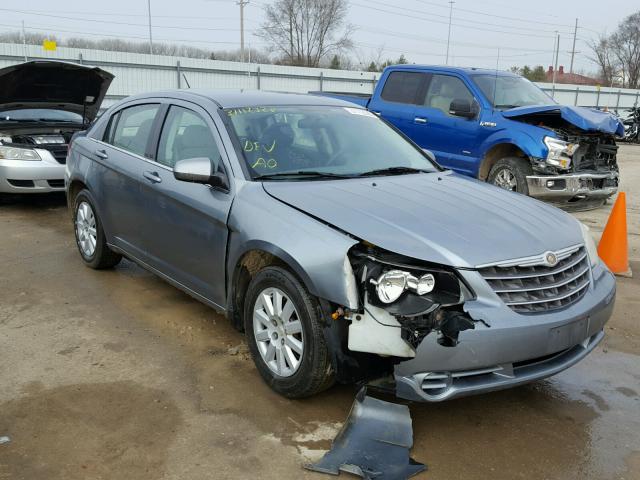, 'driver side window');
157,106,222,170
423,75,474,116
